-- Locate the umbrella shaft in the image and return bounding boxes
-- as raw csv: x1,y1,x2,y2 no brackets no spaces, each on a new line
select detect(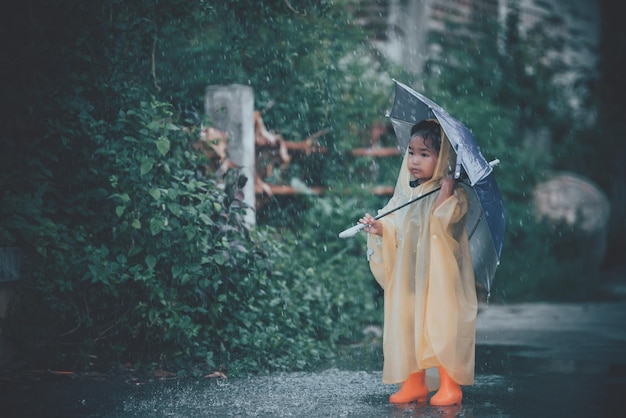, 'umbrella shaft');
374,187,441,220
